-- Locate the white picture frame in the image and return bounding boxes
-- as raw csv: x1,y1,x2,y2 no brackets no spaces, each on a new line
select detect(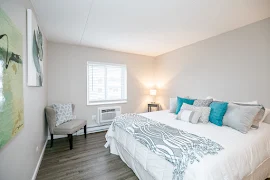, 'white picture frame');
27,9,44,87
